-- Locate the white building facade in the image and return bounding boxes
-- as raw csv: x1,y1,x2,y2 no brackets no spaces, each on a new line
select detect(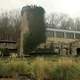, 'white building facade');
46,28,80,56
